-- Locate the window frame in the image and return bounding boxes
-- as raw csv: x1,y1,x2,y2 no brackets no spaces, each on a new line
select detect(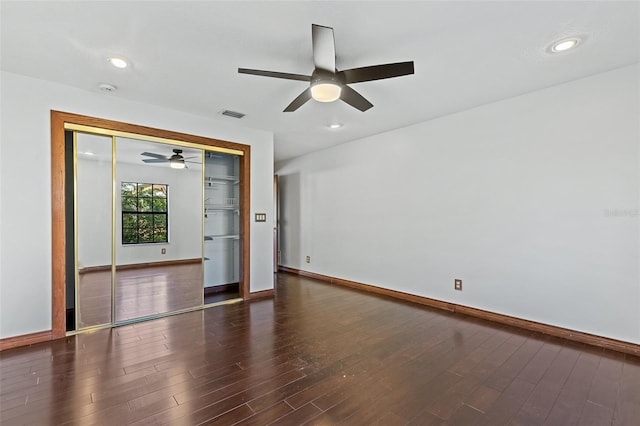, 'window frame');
120,182,169,245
